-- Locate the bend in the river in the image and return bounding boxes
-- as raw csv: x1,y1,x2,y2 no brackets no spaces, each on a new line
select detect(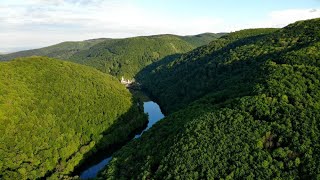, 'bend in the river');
79,99,165,179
